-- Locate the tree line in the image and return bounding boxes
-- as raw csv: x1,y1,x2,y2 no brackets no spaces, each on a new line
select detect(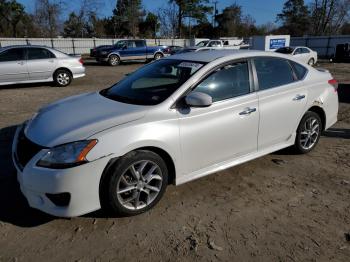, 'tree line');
0,0,349,38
